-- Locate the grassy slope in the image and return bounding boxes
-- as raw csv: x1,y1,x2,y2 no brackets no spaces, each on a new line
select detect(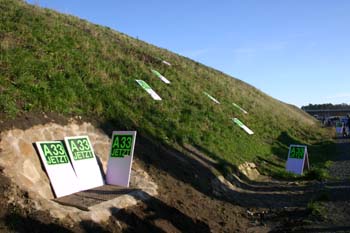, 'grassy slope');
0,0,334,178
